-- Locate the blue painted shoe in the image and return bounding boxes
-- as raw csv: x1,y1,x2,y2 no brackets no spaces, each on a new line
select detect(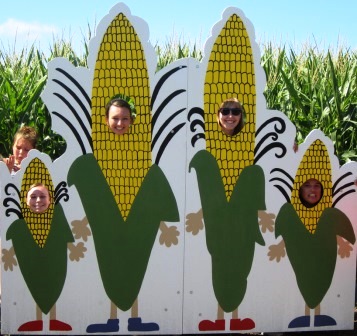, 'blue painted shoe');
314,315,336,327
86,318,119,333
288,315,310,328
128,317,159,331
